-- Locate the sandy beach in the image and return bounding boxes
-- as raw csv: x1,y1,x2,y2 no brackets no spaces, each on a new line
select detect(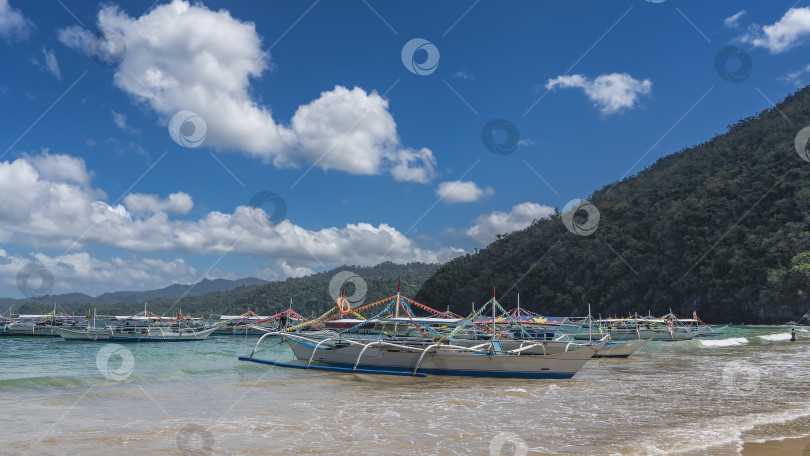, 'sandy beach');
3,326,810,455
742,435,810,455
